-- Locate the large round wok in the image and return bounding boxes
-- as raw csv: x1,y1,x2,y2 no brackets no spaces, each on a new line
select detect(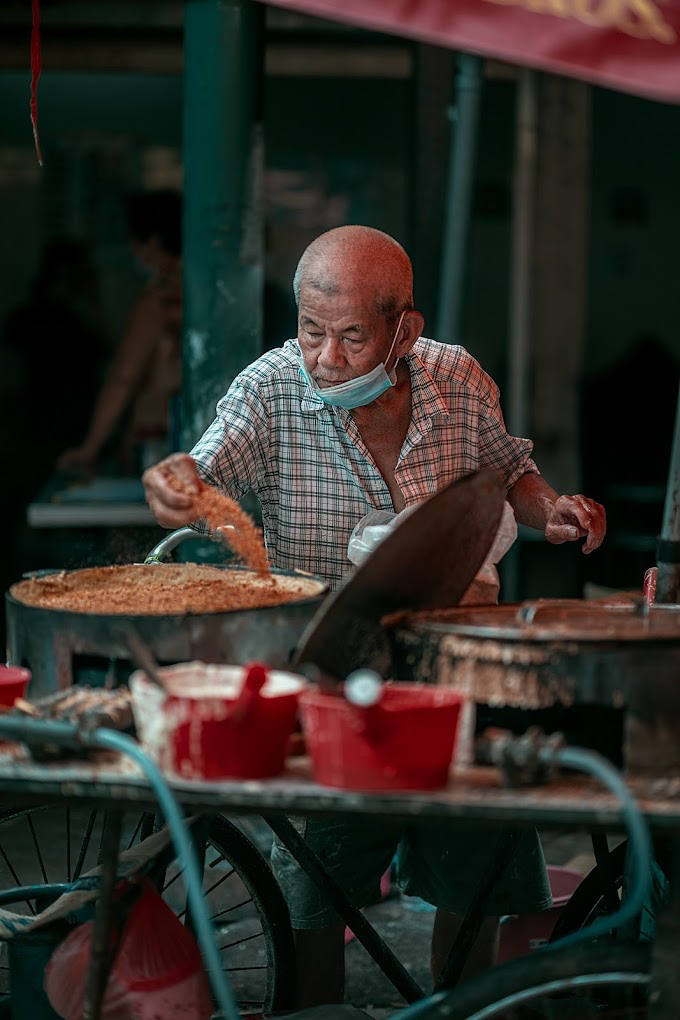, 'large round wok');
6,562,328,698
